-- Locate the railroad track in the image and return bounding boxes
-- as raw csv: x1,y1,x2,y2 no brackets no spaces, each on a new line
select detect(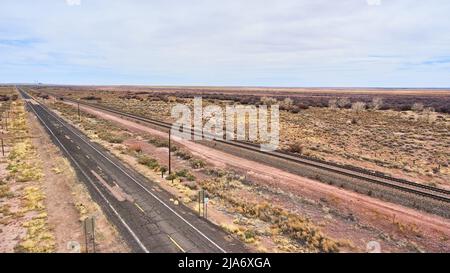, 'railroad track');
27,87,450,204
